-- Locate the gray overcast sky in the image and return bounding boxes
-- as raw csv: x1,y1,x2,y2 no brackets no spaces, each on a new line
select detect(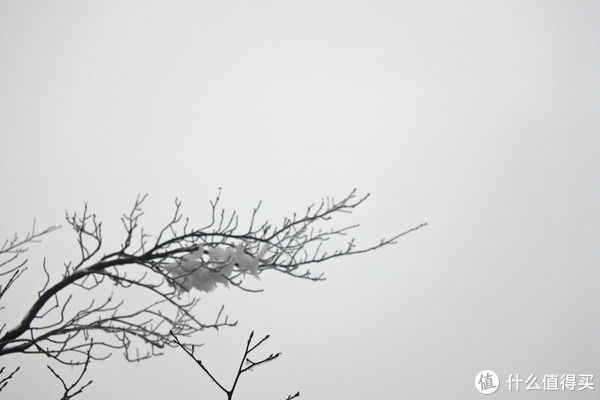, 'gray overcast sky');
0,1,599,399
